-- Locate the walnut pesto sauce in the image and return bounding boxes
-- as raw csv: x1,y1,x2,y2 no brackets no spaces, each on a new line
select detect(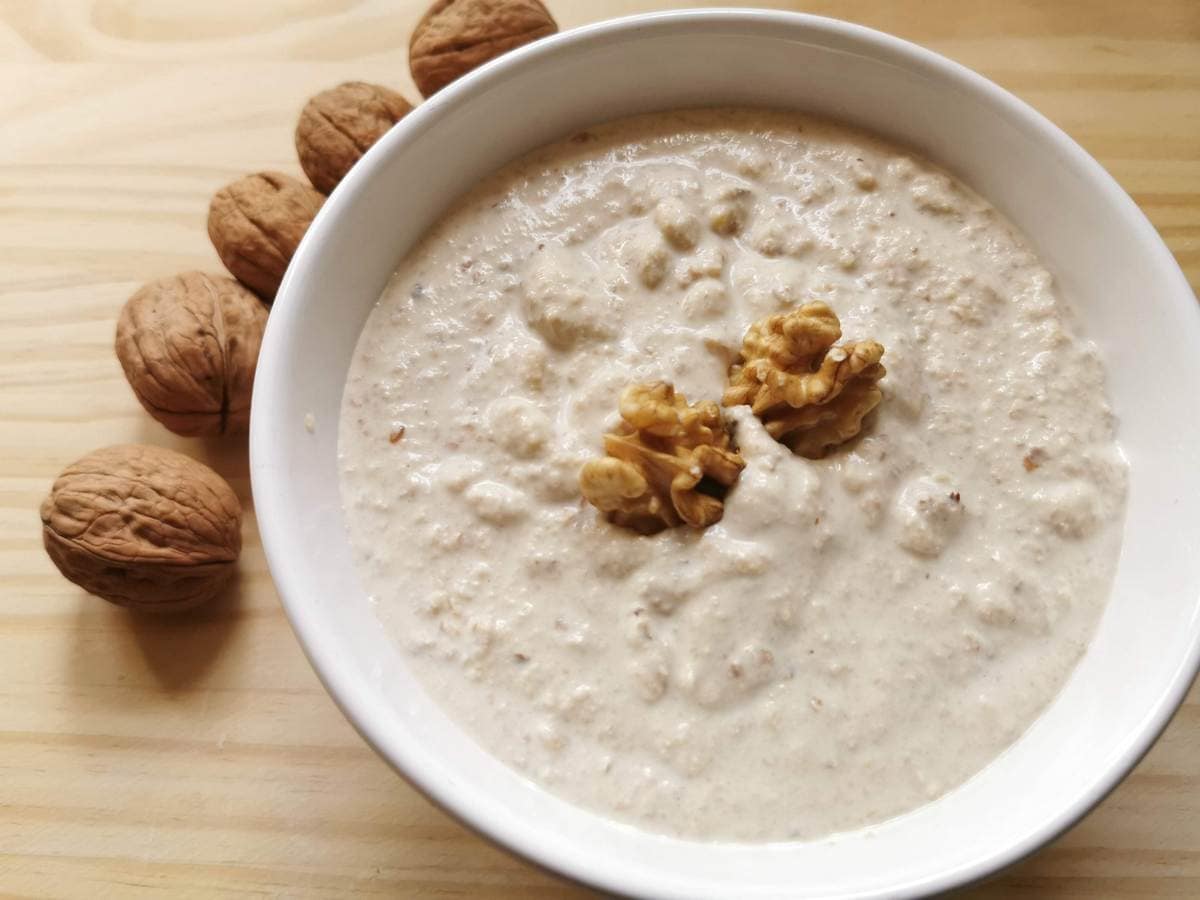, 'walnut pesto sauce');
338,109,1128,842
